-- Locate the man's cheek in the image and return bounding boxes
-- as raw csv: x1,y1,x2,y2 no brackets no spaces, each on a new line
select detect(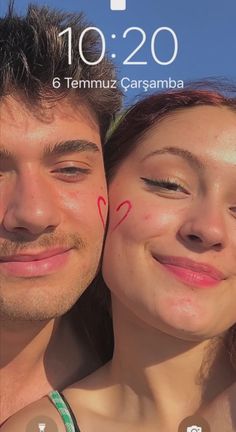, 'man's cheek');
57,189,96,218
58,189,108,229
97,195,107,228
57,189,82,212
